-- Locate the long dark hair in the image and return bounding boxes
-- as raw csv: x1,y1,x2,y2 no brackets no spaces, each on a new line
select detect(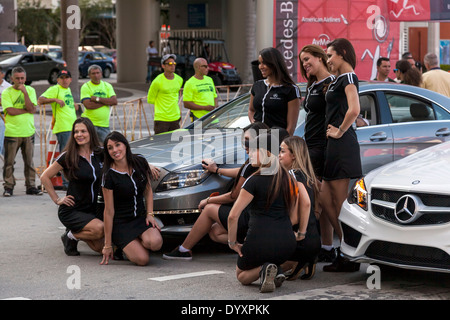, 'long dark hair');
103,131,152,182
396,59,422,87
62,117,102,181
231,122,270,191
259,47,297,86
327,38,356,69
